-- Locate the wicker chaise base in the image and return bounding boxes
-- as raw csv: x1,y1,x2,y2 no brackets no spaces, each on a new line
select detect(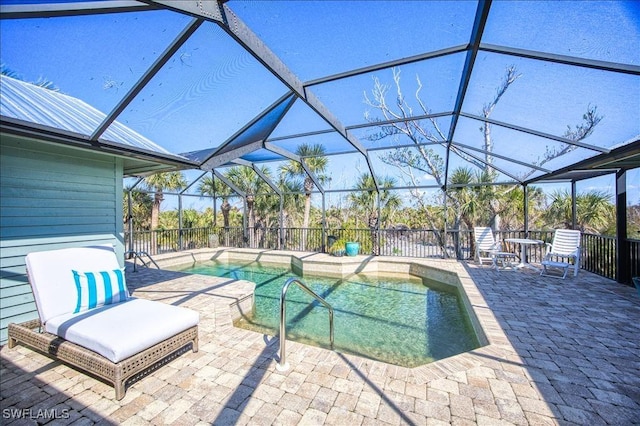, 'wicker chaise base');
8,319,199,400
